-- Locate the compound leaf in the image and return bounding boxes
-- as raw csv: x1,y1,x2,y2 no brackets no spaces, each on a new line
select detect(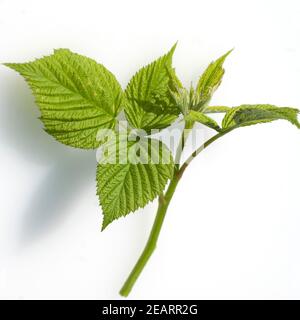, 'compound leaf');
97,135,174,229
5,49,123,149
124,44,180,132
222,104,300,130
195,50,232,110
